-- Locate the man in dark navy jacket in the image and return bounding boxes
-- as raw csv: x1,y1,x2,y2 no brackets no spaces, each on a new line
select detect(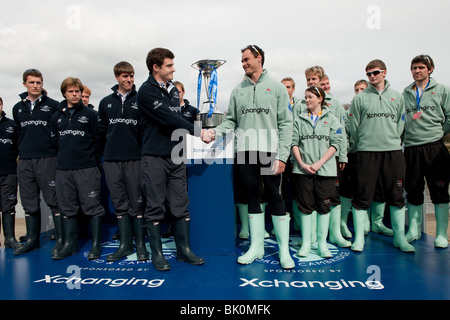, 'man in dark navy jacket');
0,97,20,249
51,77,105,260
98,61,148,262
137,47,204,271
12,69,61,255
